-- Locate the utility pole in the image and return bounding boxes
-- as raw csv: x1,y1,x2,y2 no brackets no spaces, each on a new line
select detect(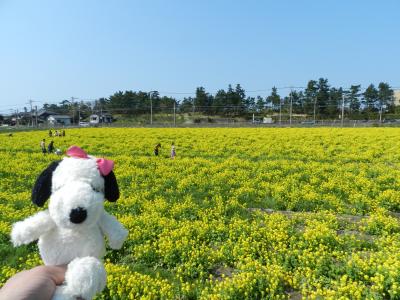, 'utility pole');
35,106,38,127
279,99,282,125
173,101,176,127
148,91,157,125
289,90,293,126
341,93,345,127
313,97,317,124
27,99,34,127
78,102,81,126
149,92,153,125
71,97,78,125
